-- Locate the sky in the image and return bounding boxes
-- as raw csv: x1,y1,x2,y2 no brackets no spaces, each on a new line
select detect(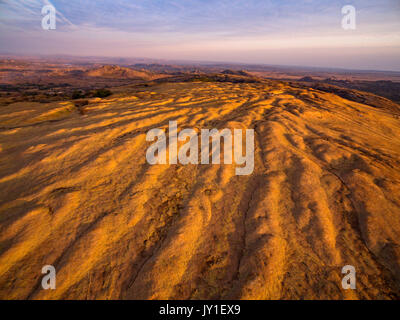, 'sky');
0,0,399,71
